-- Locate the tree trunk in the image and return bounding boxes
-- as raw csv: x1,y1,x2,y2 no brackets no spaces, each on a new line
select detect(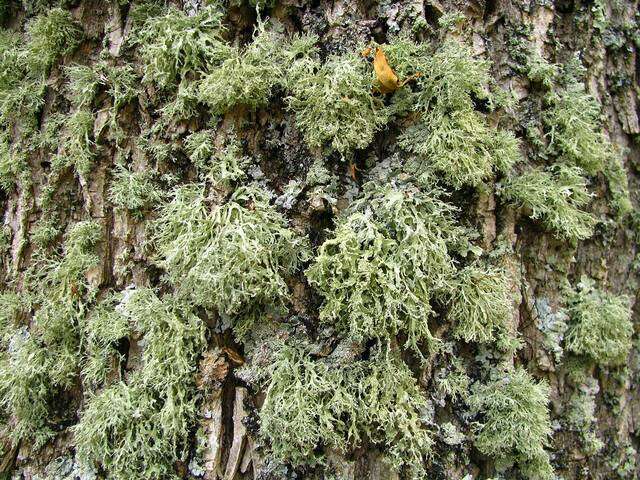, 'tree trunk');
0,0,638,479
